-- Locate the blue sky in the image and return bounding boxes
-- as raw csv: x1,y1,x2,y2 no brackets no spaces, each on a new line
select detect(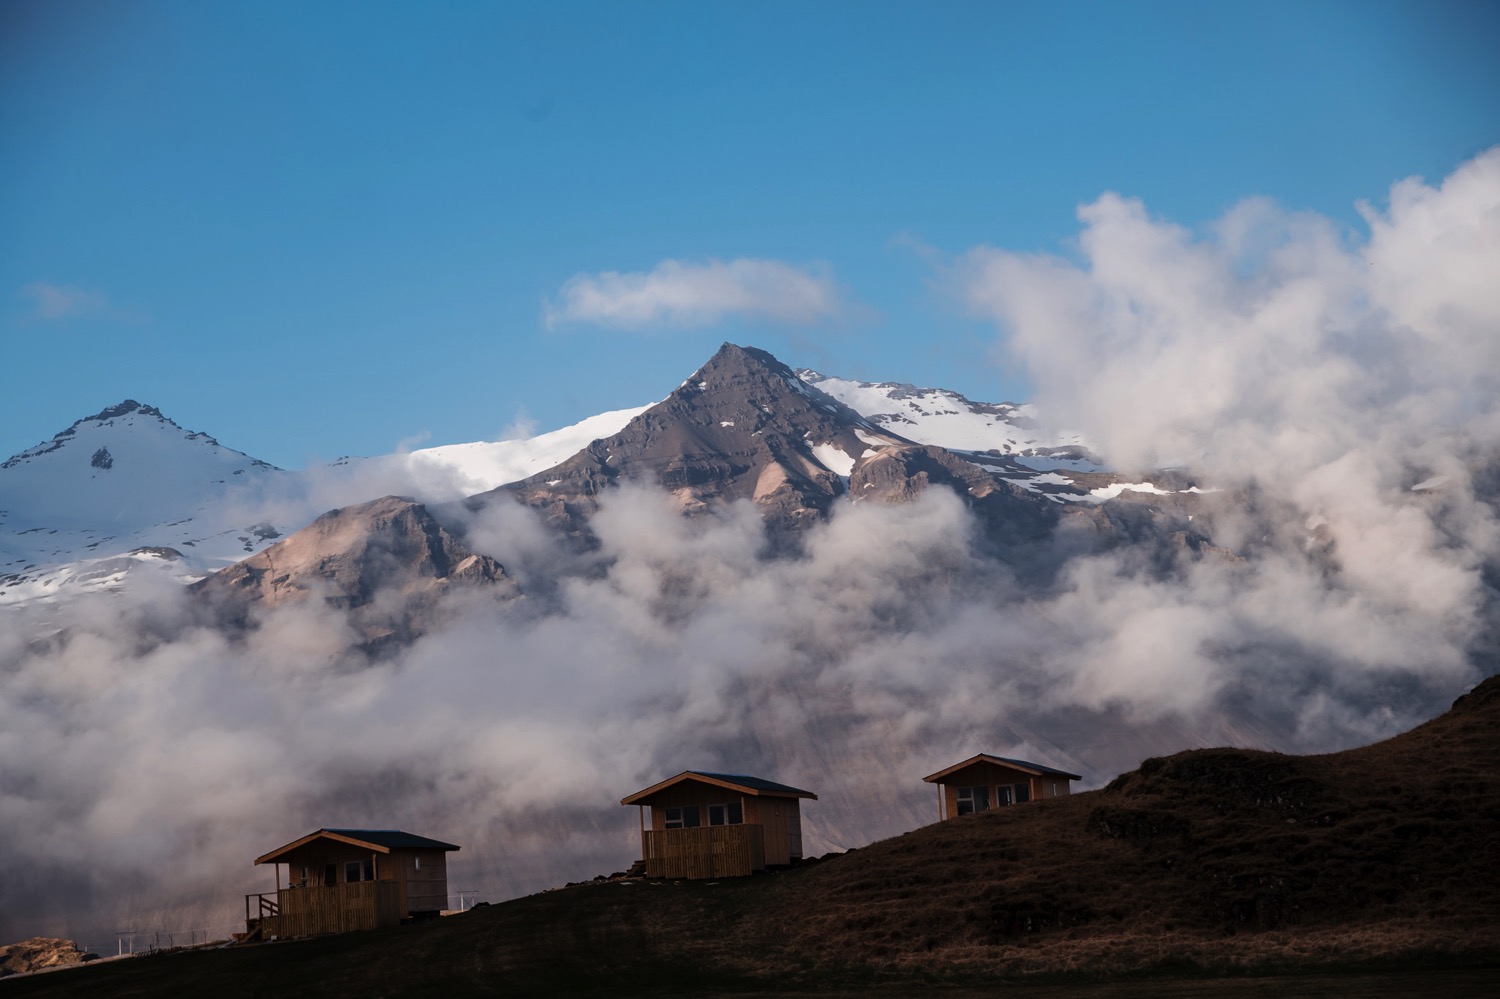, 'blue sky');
2,0,1496,469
